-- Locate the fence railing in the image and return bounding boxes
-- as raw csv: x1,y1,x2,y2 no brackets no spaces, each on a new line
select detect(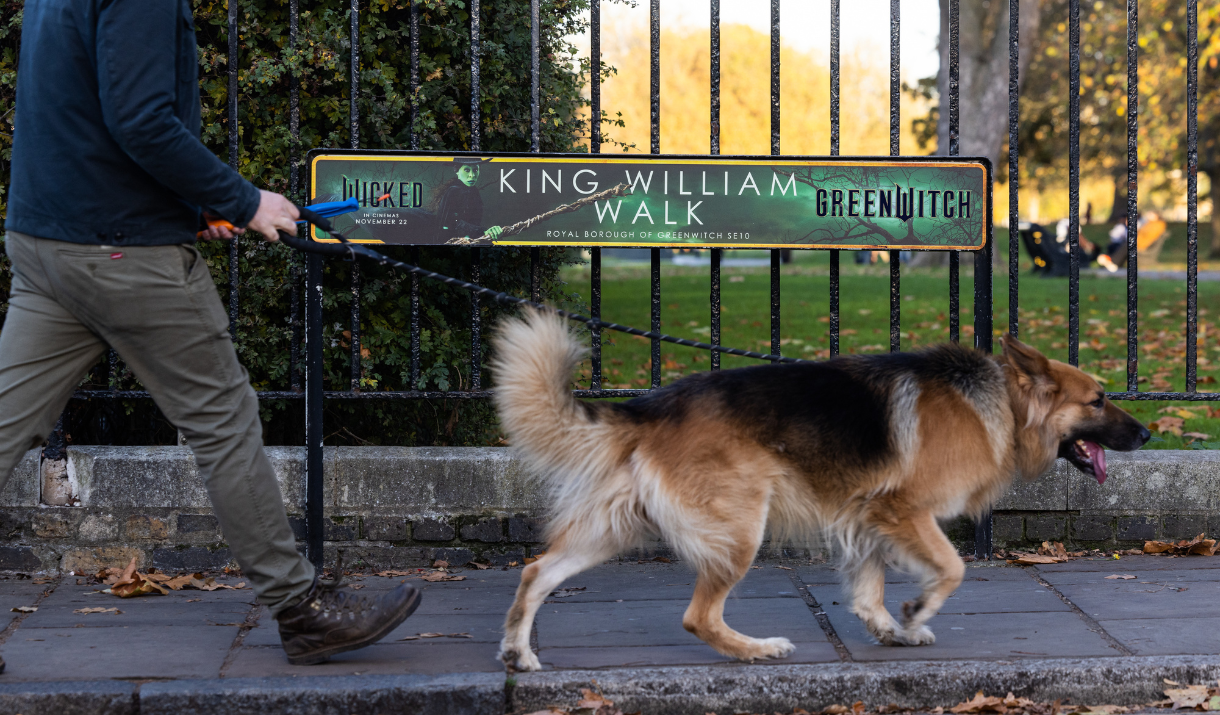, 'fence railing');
51,0,1218,568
